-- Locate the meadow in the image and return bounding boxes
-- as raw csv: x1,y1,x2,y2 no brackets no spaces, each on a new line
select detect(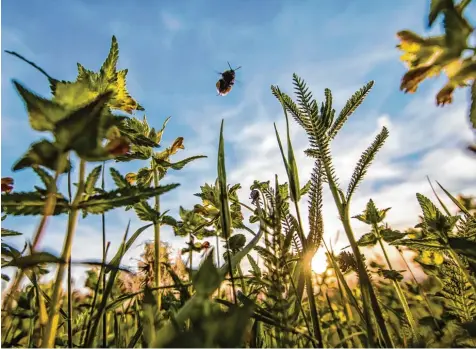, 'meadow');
1,0,476,347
